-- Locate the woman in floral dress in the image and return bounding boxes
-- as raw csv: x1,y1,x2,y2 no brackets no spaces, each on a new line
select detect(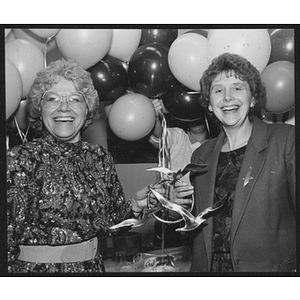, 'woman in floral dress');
7,59,193,273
